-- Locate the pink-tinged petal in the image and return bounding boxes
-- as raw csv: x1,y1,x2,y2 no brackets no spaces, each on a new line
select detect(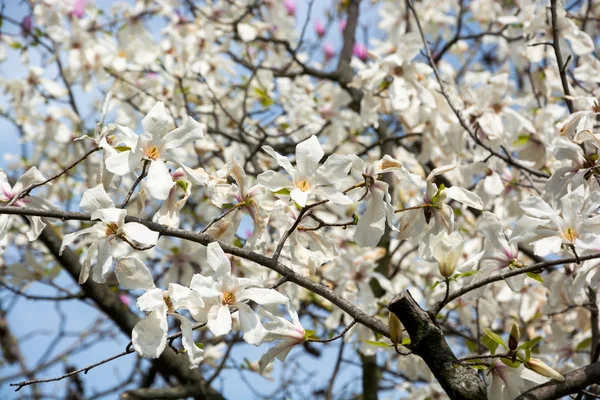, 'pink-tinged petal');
170,313,204,368
115,257,156,290
146,160,175,200
122,222,159,246
295,135,323,179
207,304,232,337
132,309,168,359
